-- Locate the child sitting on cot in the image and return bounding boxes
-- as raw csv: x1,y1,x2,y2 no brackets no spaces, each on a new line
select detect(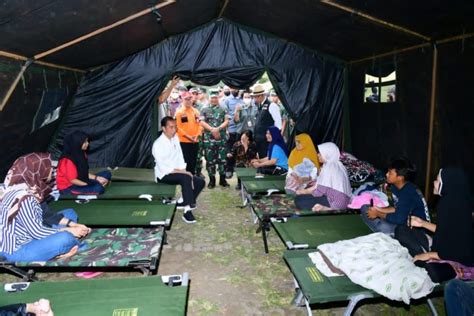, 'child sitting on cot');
360,157,430,235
